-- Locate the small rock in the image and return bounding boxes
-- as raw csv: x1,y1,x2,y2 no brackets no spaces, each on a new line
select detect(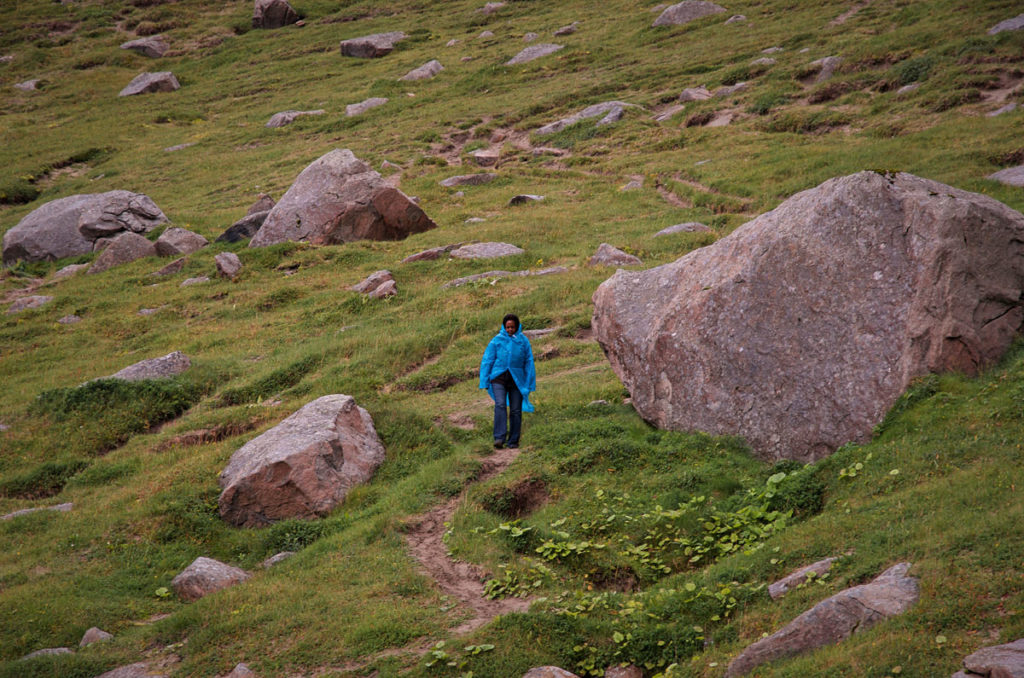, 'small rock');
118,71,180,97
14,79,41,91
679,86,712,102
53,263,89,280
381,160,401,171
762,46,783,54
58,315,82,324
368,279,397,298
2,503,73,521
479,2,505,15
21,648,73,660
216,252,243,279
522,668,579,678
454,191,464,198
89,232,157,274
988,13,1024,35
261,552,296,569
339,32,406,58
225,663,257,678
442,266,566,289
6,295,53,314
554,22,579,36
0,55,14,64
402,243,464,262
156,227,208,257
400,60,444,82
152,257,186,276
589,243,641,267
768,557,839,599
509,194,544,206
523,327,557,339
95,663,159,678
588,399,610,407
108,351,191,381
181,276,210,287
345,97,388,117
80,627,114,646
989,165,1024,188
897,82,921,96
714,82,749,97
654,222,710,236
808,56,842,83
265,109,325,128
465,217,486,223
450,242,524,259
621,178,644,190
217,212,269,243
446,39,459,47
523,32,538,42
138,307,164,316
440,173,497,187
751,57,776,66
478,30,495,39
987,102,1018,117
472,149,500,166
171,557,250,601
652,1,727,27
351,270,396,295
120,35,168,58
506,43,563,66
725,14,747,23
163,143,195,152
605,666,642,678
